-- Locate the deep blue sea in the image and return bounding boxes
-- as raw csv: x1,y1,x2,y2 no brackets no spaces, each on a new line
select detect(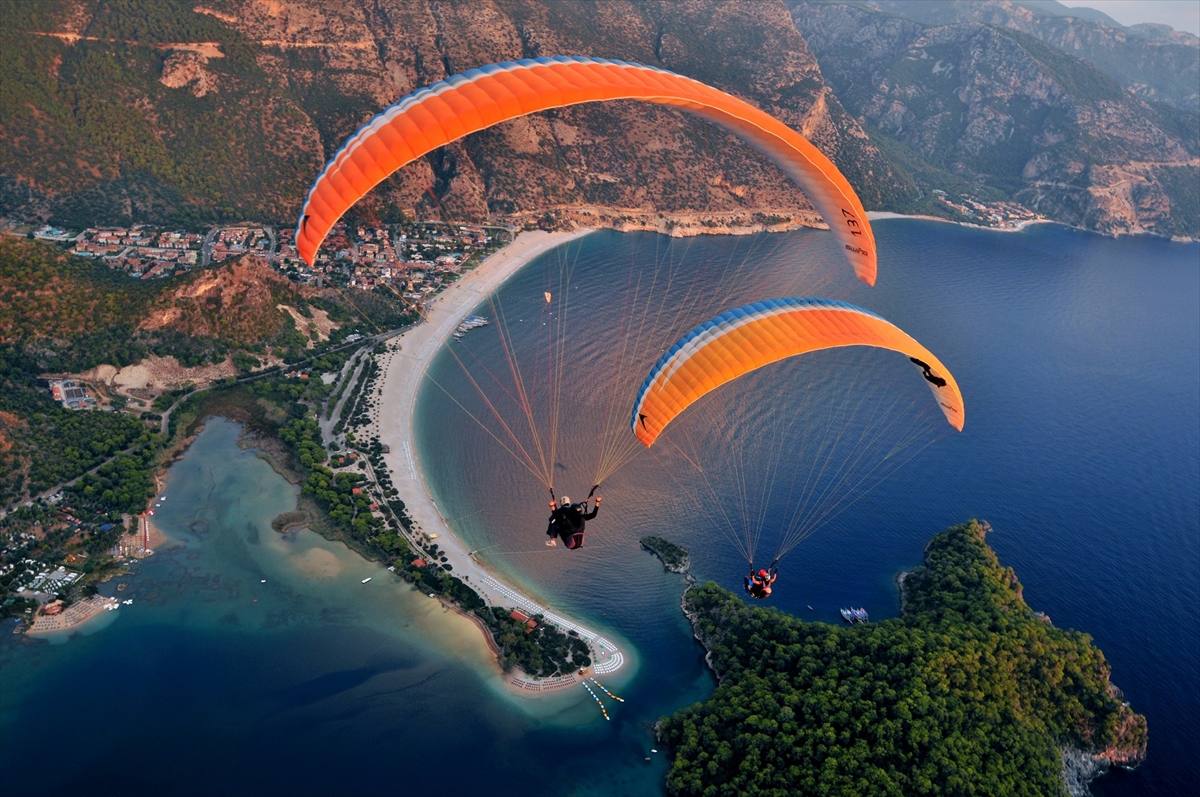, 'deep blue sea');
2,222,1197,796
